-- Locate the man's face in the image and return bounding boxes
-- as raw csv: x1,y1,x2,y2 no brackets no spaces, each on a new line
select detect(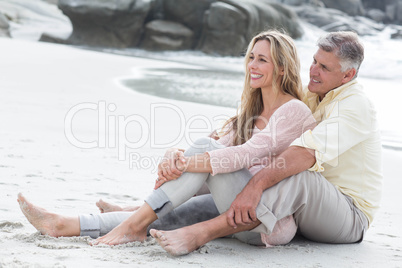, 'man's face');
308,48,351,100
